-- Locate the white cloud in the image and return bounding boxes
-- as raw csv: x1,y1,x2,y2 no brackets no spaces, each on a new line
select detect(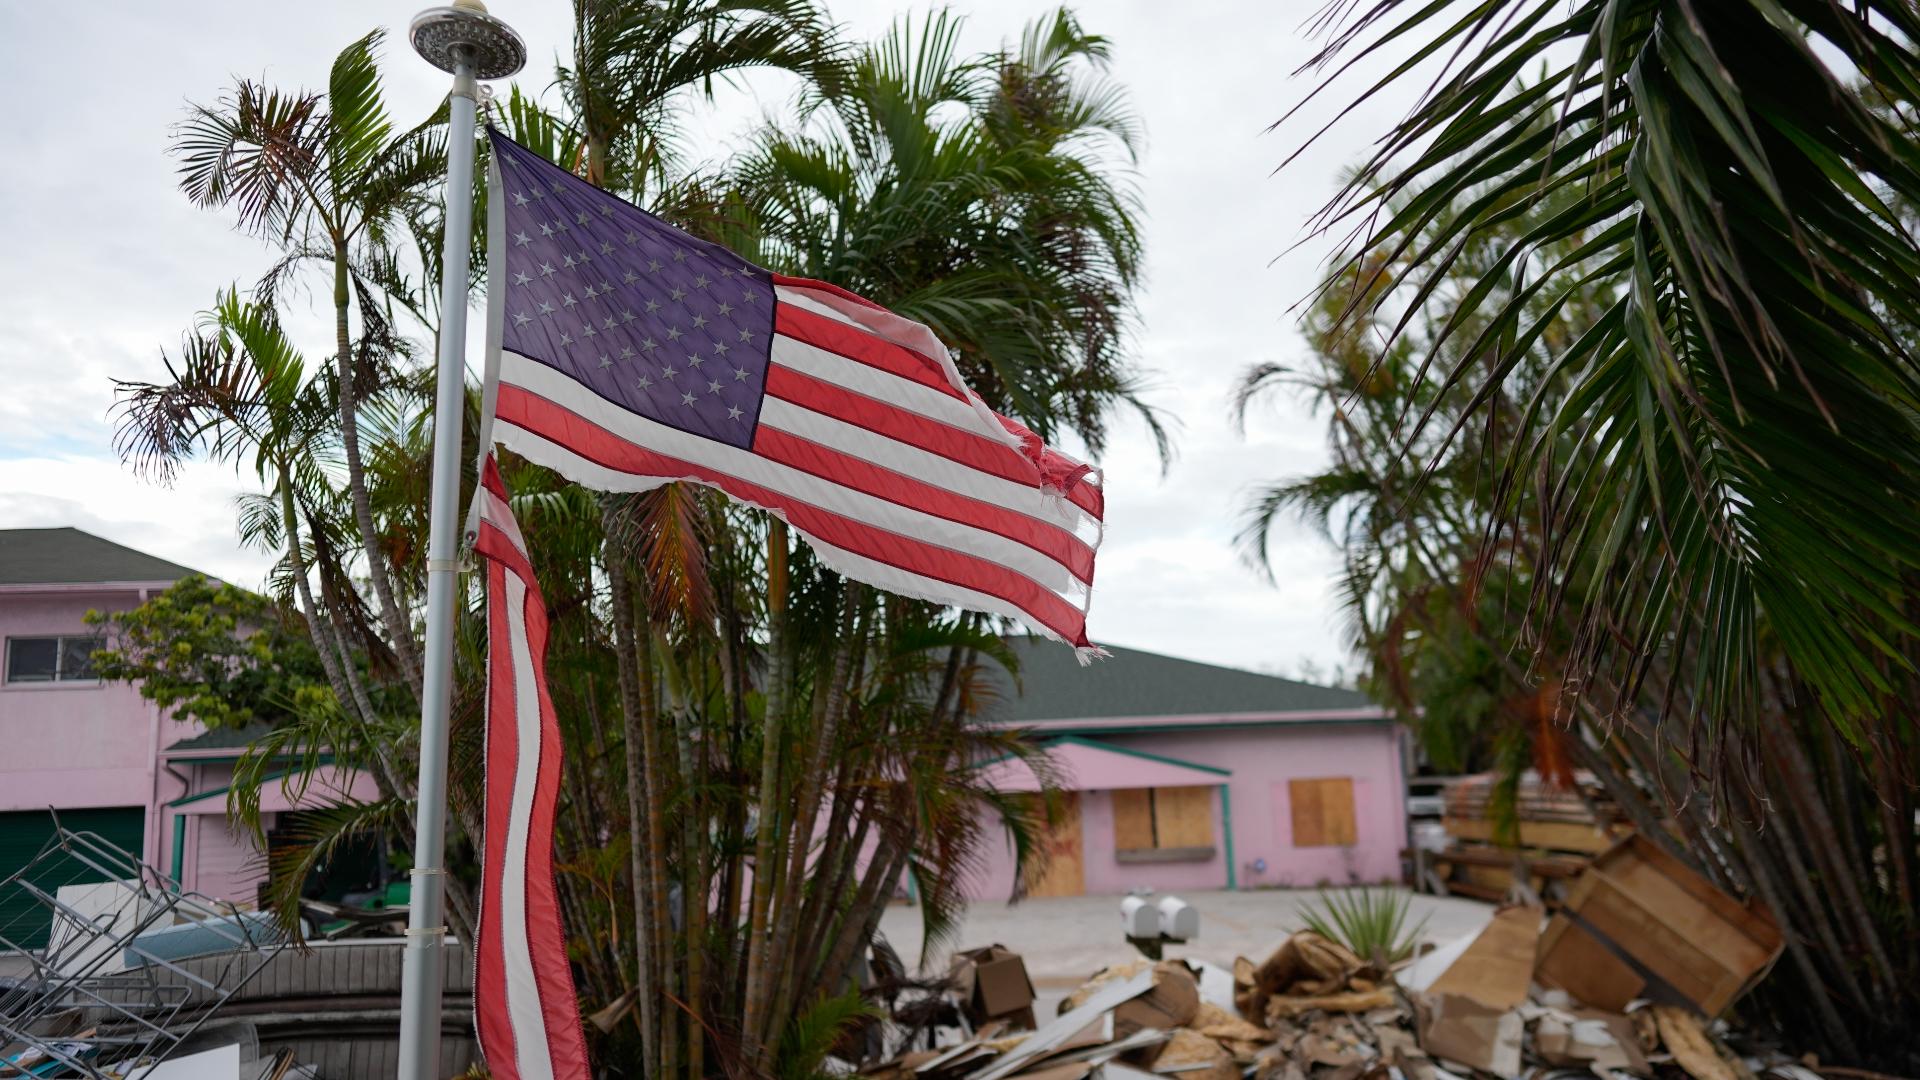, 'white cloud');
0,1,1422,679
